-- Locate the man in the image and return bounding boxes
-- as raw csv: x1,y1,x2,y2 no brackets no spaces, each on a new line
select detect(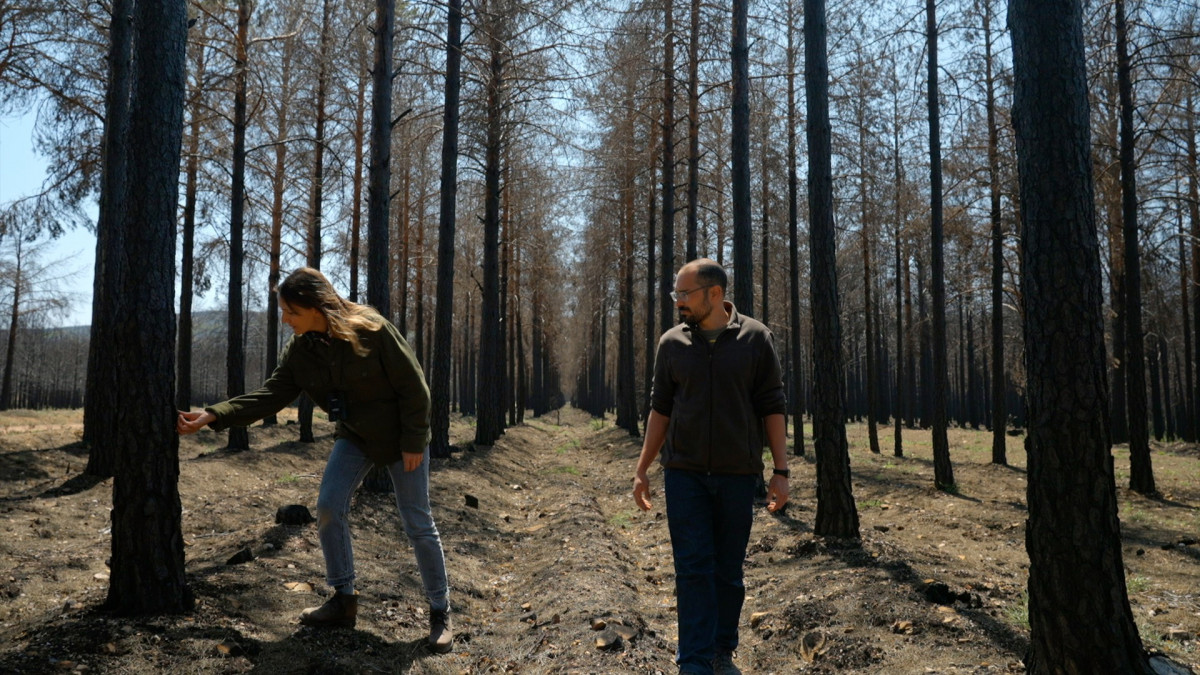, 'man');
633,259,789,675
